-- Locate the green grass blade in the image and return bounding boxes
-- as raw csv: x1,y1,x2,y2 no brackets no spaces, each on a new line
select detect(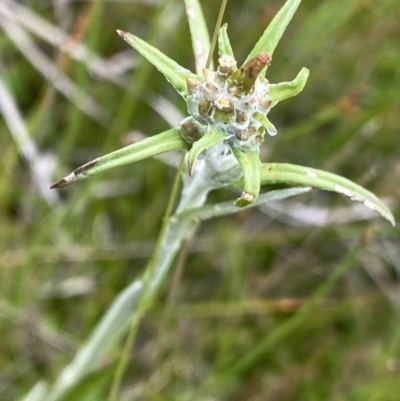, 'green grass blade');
51,129,189,188
245,0,302,73
231,148,261,207
22,381,49,401
217,243,364,384
218,24,235,59
183,0,213,73
55,367,114,401
269,67,309,102
260,163,395,226
117,30,199,98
